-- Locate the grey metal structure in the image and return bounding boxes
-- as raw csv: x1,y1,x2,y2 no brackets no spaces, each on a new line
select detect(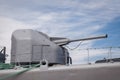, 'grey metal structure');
0,47,6,63
11,29,107,65
11,29,69,65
